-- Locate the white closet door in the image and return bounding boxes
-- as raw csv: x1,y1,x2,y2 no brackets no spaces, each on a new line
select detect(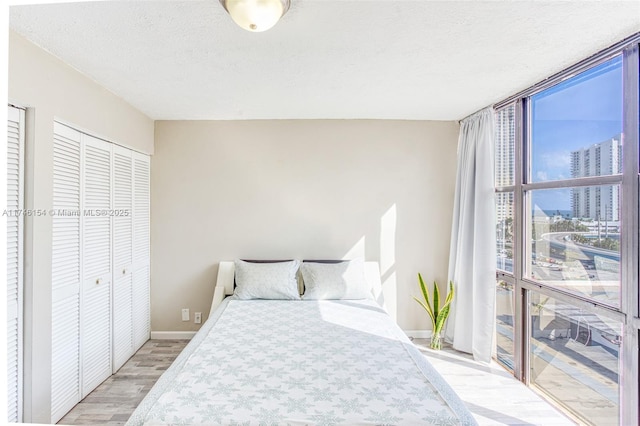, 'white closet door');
50,122,149,421
51,122,82,423
112,145,134,371
81,135,112,396
7,106,24,423
132,152,150,350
